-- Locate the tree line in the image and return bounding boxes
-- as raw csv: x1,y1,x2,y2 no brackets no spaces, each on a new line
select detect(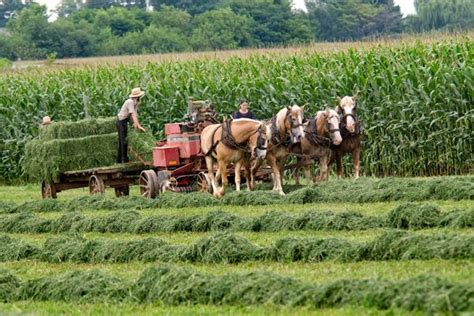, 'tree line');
0,0,472,60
